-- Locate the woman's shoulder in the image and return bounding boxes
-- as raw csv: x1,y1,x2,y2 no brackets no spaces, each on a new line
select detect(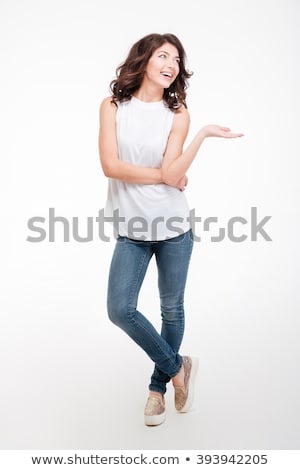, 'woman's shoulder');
99,96,118,122
173,105,190,127
100,95,117,110
175,104,190,117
